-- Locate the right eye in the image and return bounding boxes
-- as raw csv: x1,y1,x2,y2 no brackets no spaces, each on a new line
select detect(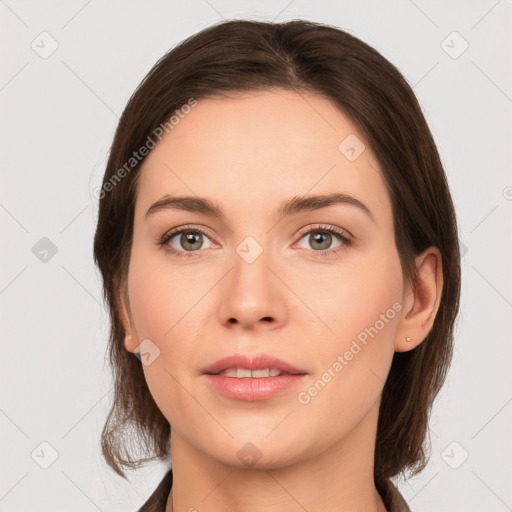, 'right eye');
159,225,216,257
